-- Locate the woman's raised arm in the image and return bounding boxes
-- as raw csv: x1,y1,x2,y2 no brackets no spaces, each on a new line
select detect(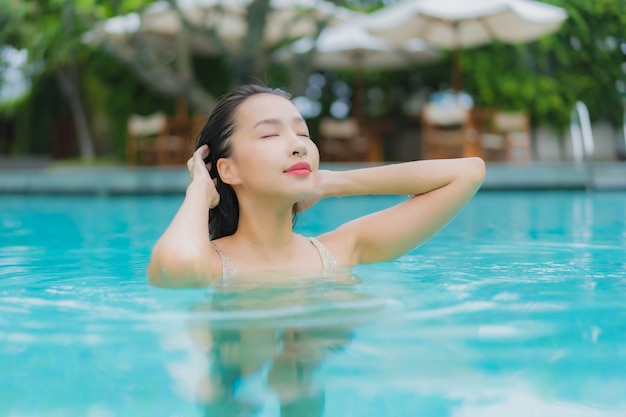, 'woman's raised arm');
318,157,486,265
147,146,221,288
